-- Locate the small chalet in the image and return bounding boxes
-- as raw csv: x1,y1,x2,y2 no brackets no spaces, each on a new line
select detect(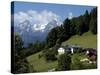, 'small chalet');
82,48,97,56
82,48,97,63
